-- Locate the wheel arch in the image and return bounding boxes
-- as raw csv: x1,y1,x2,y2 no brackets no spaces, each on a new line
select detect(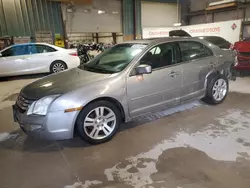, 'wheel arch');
87,97,126,121
204,70,220,89
73,96,126,136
